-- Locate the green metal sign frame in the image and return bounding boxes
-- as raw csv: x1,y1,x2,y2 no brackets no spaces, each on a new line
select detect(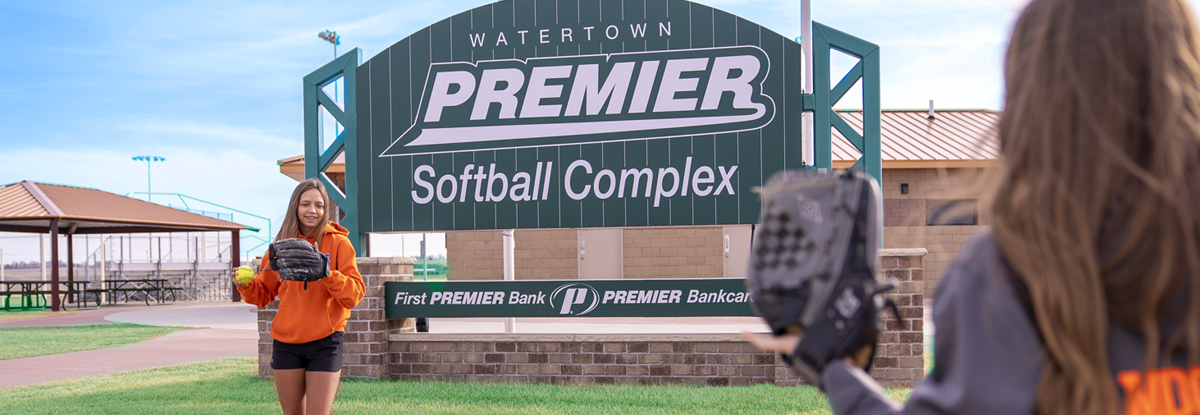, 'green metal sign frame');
302,1,880,248
809,22,881,182
303,49,365,250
